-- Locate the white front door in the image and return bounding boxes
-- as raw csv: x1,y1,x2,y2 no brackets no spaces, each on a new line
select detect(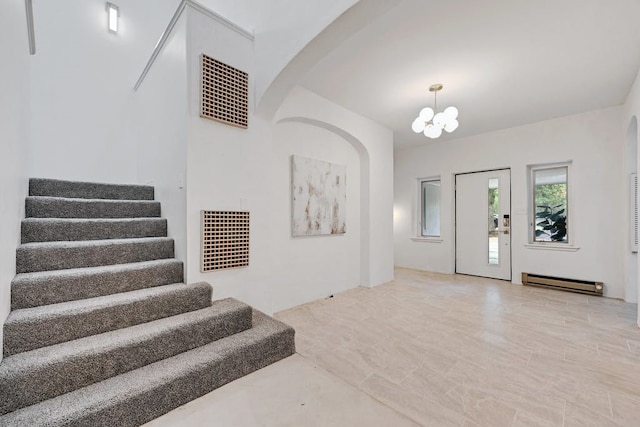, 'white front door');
455,169,511,280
